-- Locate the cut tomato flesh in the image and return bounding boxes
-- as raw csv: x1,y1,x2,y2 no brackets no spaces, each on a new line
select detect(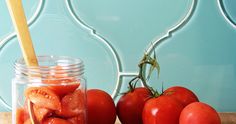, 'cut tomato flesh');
25,87,61,110
16,108,28,124
56,90,85,117
33,105,52,122
68,113,85,124
23,119,32,124
43,118,72,124
43,76,80,96
46,81,80,97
